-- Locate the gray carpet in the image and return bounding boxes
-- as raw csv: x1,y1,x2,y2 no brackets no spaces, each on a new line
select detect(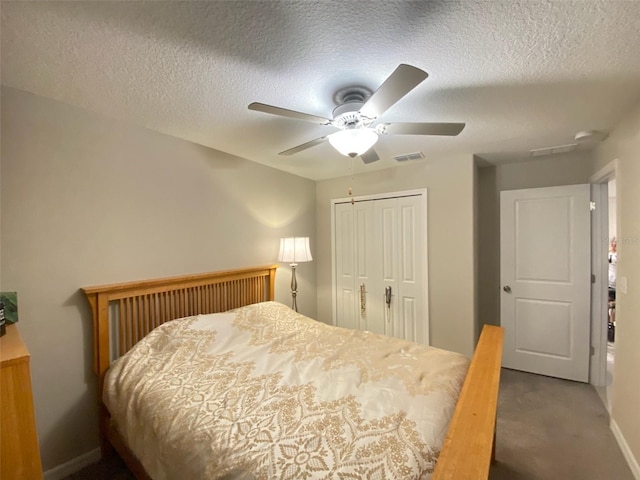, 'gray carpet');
490,368,633,479
67,369,633,479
